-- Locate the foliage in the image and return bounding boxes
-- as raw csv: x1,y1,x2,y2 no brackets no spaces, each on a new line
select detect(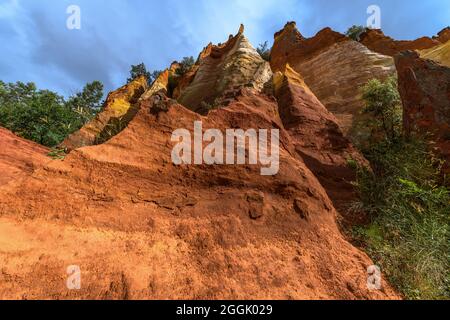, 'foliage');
256,41,271,61
0,80,103,147
175,56,195,76
127,63,162,85
346,25,367,41
352,138,450,300
65,81,104,124
127,63,151,84
352,76,449,299
95,116,128,145
48,147,67,160
362,77,402,143
198,98,221,114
